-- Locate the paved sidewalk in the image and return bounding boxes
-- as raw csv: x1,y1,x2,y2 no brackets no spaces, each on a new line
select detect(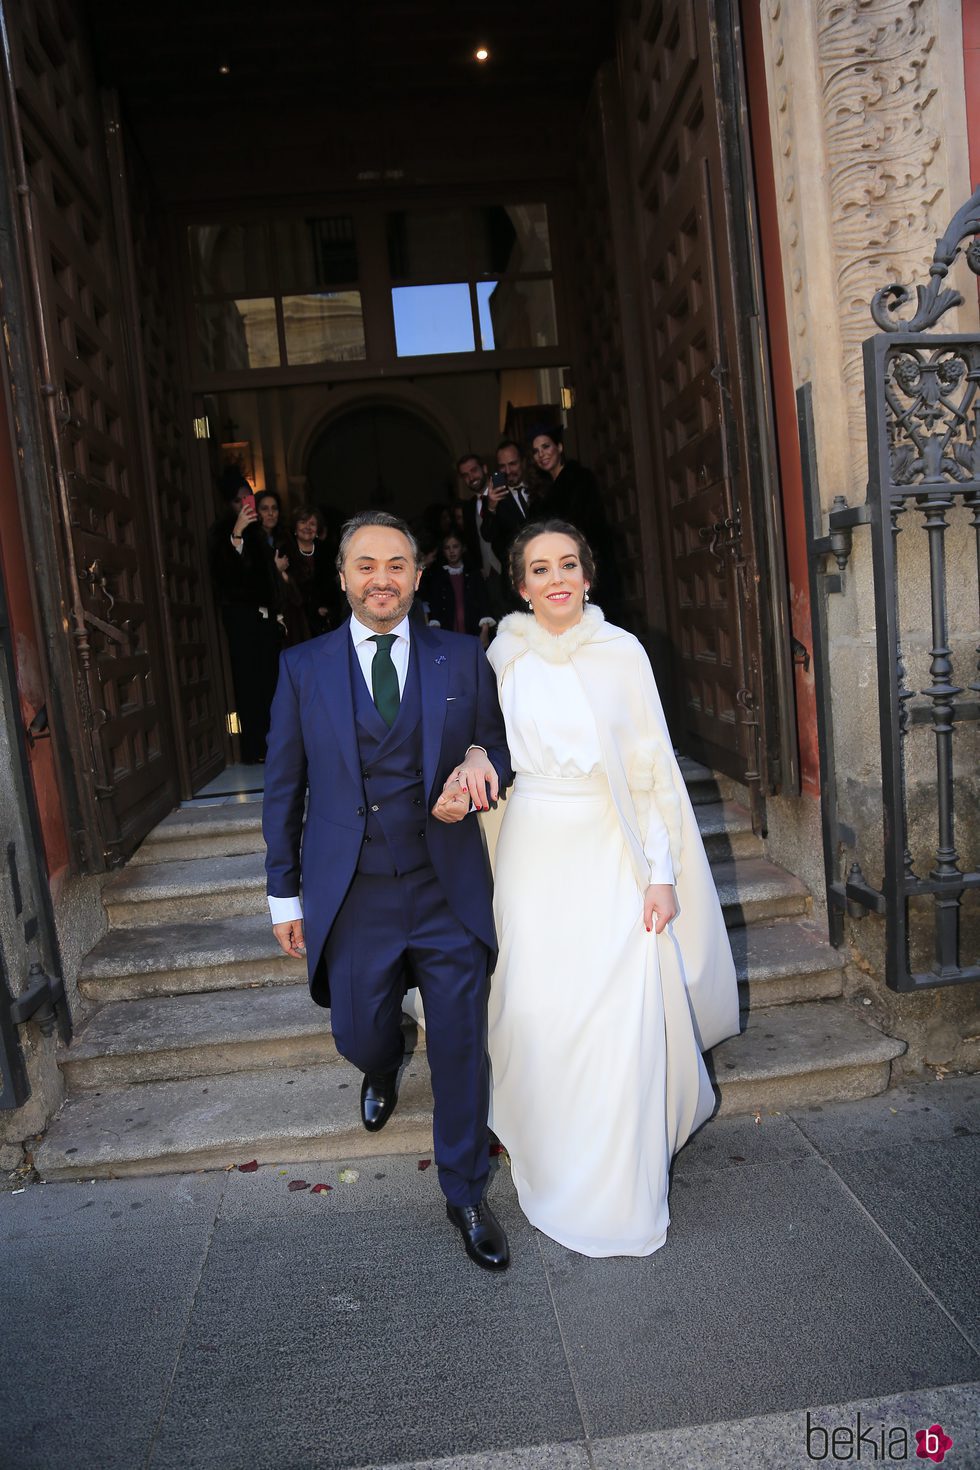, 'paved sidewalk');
2,1077,978,1470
